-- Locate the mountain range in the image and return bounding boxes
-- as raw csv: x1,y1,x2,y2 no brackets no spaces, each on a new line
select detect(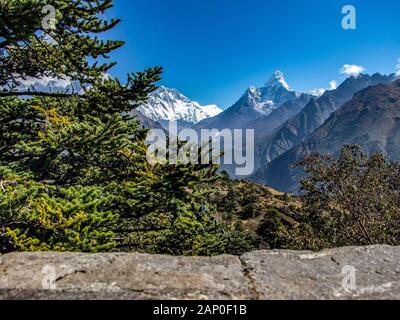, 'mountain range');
193,71,313,133
138,86,222,130
14,71,400,194
253,73,397,167
135,71,399,191
16,78,83,95
14,78,222,130
251,77,400,192
190,71,396,176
